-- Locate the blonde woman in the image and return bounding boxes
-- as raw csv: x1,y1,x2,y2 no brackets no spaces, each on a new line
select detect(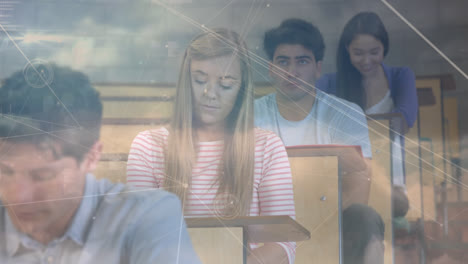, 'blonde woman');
126,28,296,264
